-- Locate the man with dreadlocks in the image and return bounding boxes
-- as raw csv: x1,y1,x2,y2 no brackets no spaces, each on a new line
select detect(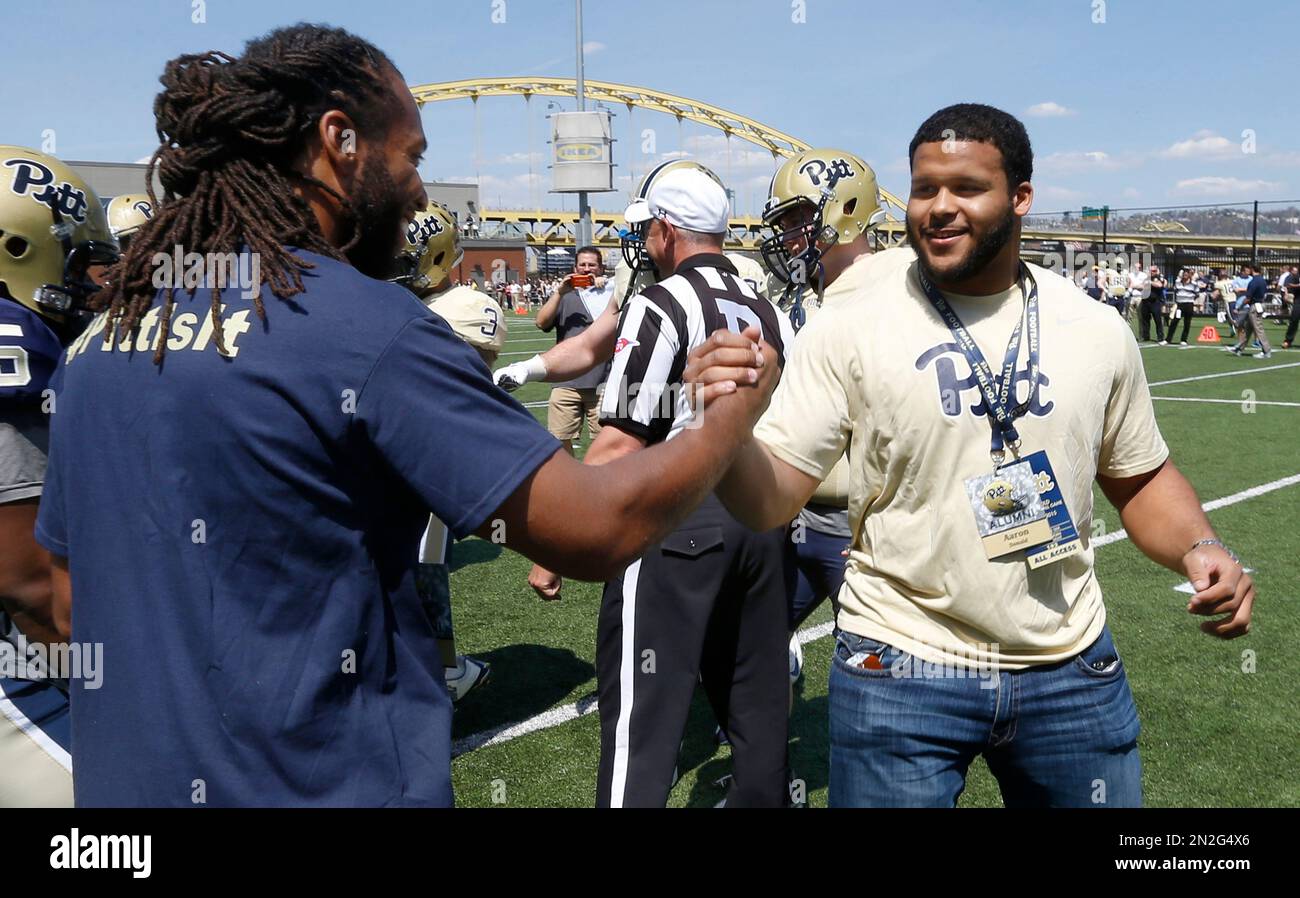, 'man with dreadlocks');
34,23,778,807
